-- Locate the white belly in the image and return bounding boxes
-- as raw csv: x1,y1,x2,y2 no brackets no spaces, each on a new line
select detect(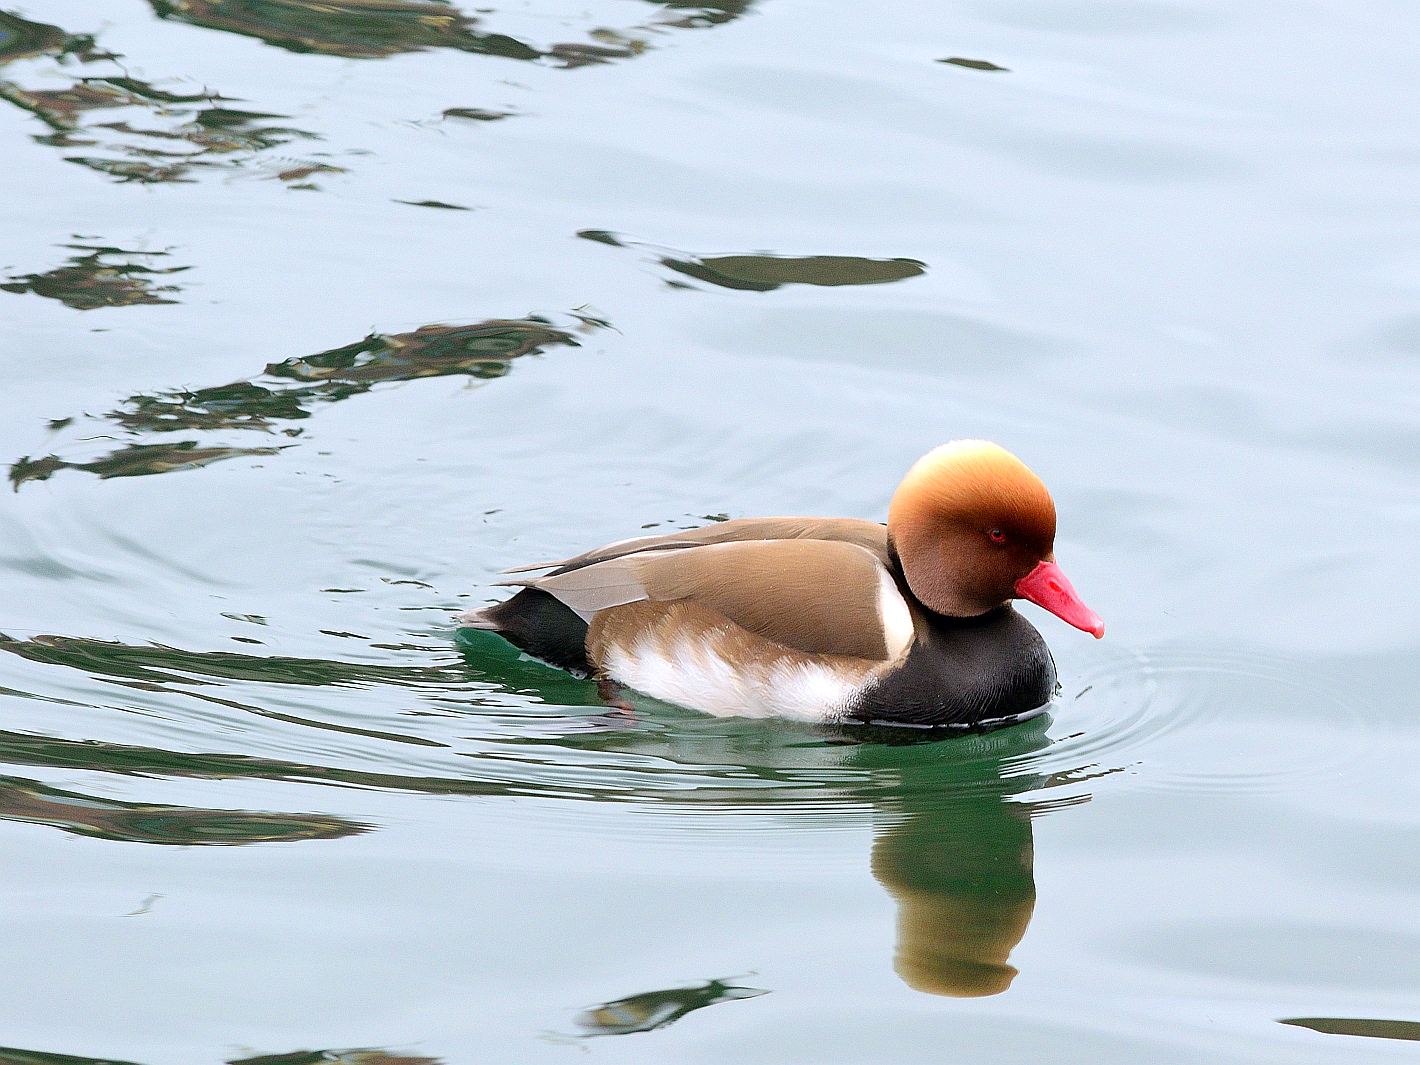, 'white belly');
597,627,873,723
